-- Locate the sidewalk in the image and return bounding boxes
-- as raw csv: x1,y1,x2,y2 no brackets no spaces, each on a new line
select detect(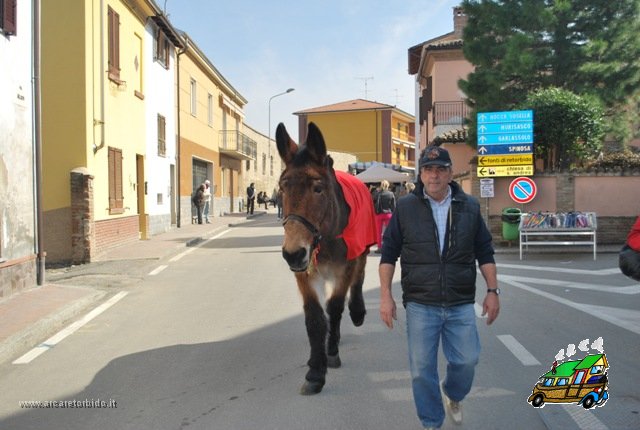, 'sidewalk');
0,210,265,365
